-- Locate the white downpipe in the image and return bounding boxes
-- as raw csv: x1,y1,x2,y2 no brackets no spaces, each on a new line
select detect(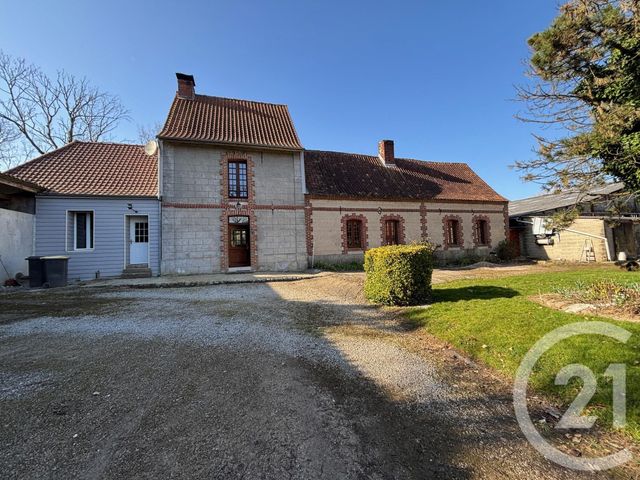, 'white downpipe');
563,228,612,262
300,150,307,194
516,217,613,261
